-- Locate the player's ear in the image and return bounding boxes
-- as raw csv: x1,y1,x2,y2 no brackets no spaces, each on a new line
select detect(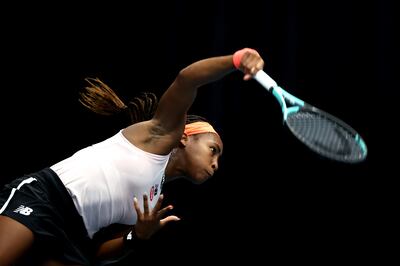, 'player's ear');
179,133,188,147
